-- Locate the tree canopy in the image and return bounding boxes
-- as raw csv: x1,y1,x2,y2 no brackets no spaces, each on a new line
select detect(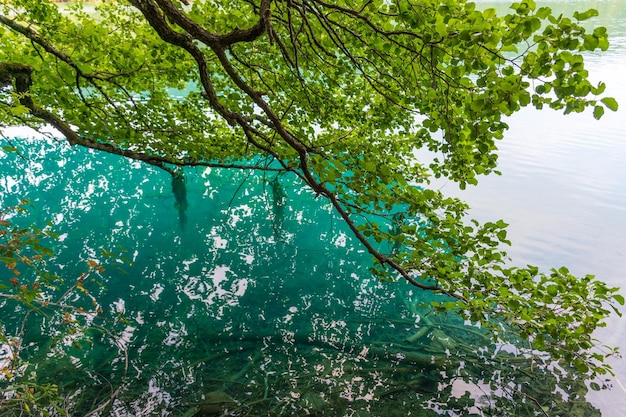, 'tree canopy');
0,0,623,407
